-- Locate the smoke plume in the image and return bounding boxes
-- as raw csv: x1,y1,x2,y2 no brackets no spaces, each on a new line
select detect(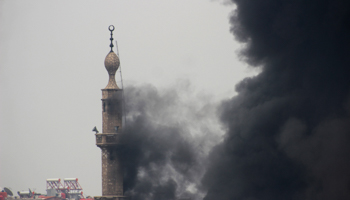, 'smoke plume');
120,83,222,200
112,1,350,199
202,0,350,200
